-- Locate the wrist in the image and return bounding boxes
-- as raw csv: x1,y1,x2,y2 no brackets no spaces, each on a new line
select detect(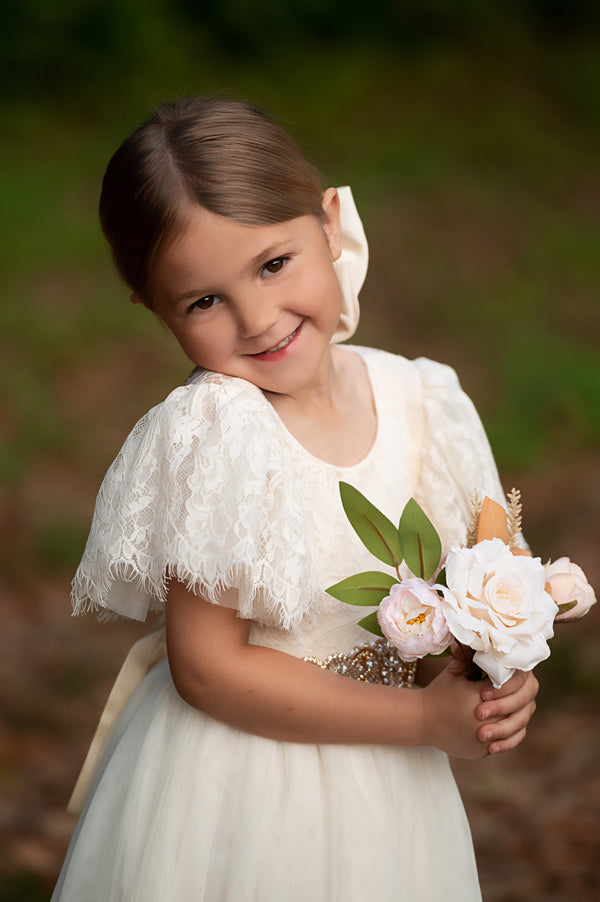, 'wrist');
417,683,441,751
407,686,429,748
